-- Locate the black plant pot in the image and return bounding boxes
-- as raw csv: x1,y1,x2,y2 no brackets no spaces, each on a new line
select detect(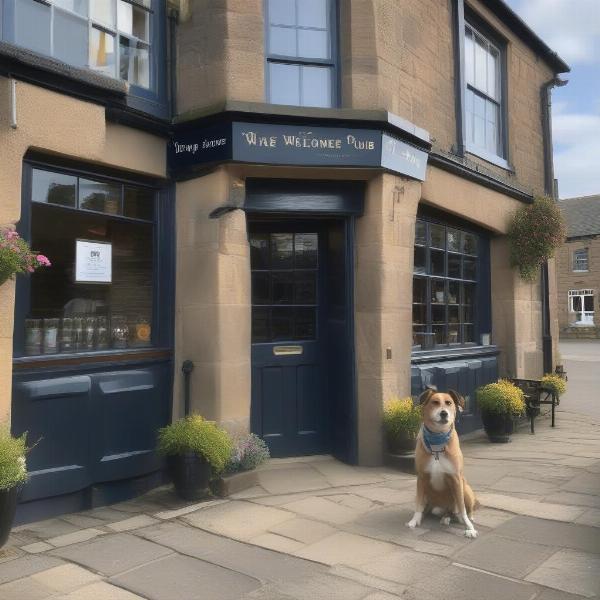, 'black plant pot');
481,411,515,443
0,486,20,549
167,452,211,501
